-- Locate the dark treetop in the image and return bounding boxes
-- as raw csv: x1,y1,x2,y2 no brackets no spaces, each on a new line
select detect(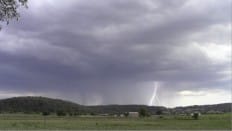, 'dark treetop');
0,0,27,29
